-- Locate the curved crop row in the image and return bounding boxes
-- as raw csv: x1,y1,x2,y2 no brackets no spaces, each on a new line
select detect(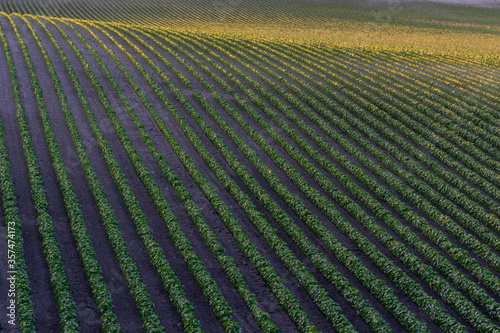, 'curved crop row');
104,22,398,332
205,34,500,292
53,17,244,333
198,31,500,305
34,15,169,332
158,27,496,330
134,25,462,332
242,38,500,259
83,19,345,332
9,13,123,331
1,9,498,333
62,19,282,333
0,12,79,332
121,24,431,333
0,58,35,333
24,12,185,332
